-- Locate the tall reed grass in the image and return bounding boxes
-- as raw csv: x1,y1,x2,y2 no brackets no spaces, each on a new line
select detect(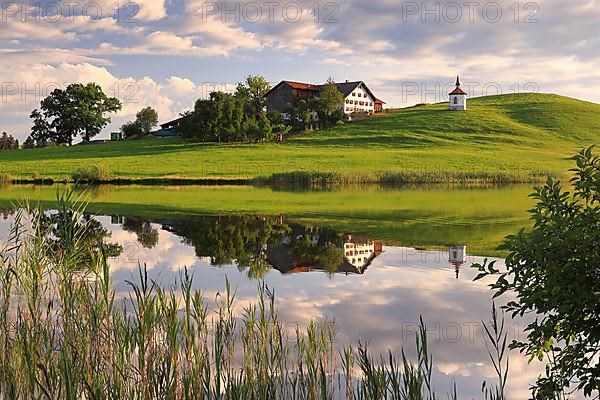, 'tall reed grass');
260,170,555,190
0,192,511,399
0,173,12,185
